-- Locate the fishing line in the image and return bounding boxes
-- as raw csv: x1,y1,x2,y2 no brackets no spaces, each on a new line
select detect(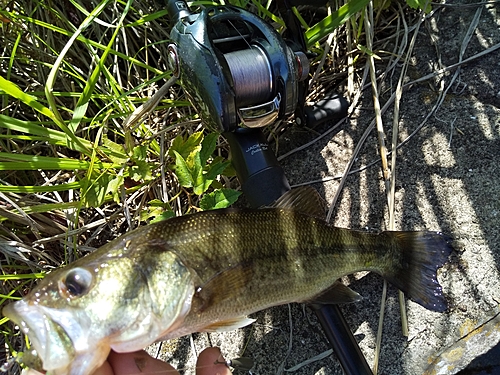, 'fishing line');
227,19,252,50
223,46,273,106
221,19,274,107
